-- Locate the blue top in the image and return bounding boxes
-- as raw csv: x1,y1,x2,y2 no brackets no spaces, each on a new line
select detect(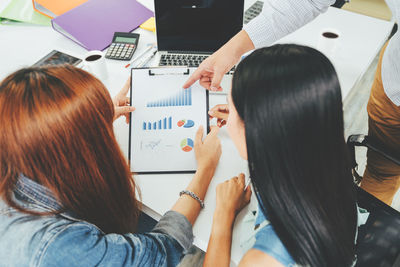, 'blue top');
251,204,368,267
0,175,194,267
252,206,296,266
